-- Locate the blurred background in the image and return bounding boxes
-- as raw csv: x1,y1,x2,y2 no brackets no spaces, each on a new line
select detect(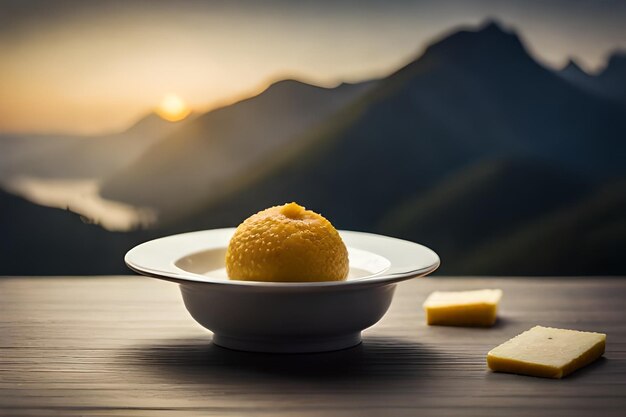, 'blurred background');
1,0,625,276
